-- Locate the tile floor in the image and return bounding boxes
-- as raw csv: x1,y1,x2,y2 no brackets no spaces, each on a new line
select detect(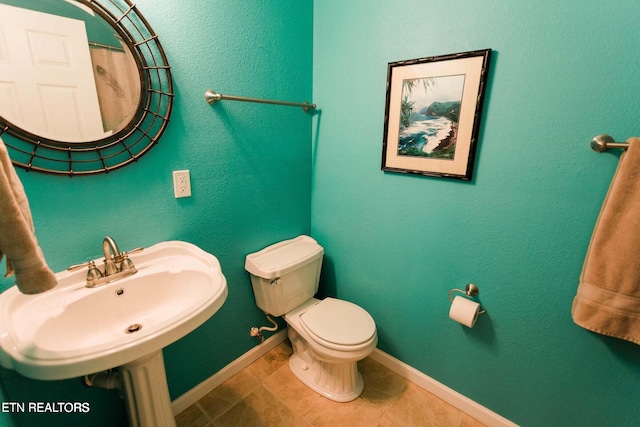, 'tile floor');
176,340,488,427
